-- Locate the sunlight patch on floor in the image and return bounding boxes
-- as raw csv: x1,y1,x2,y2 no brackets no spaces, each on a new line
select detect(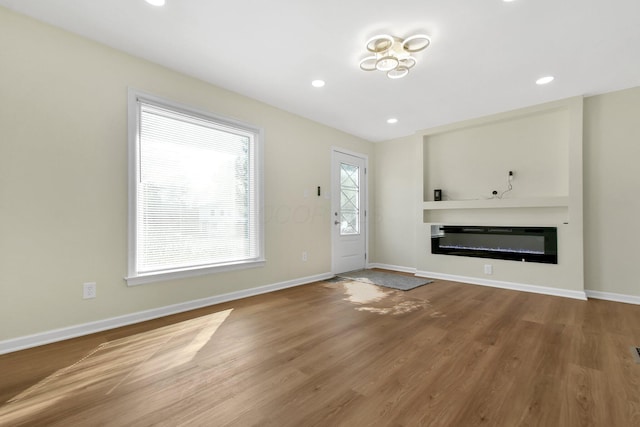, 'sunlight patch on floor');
341,281,390,304
330,280,438,317
357,299,428,316
0,309,233,424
